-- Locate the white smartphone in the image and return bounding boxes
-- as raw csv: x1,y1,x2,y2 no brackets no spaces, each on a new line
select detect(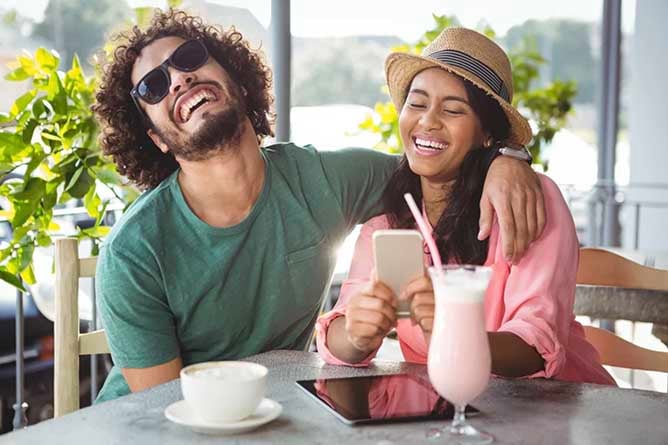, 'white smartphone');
372,230,424,318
